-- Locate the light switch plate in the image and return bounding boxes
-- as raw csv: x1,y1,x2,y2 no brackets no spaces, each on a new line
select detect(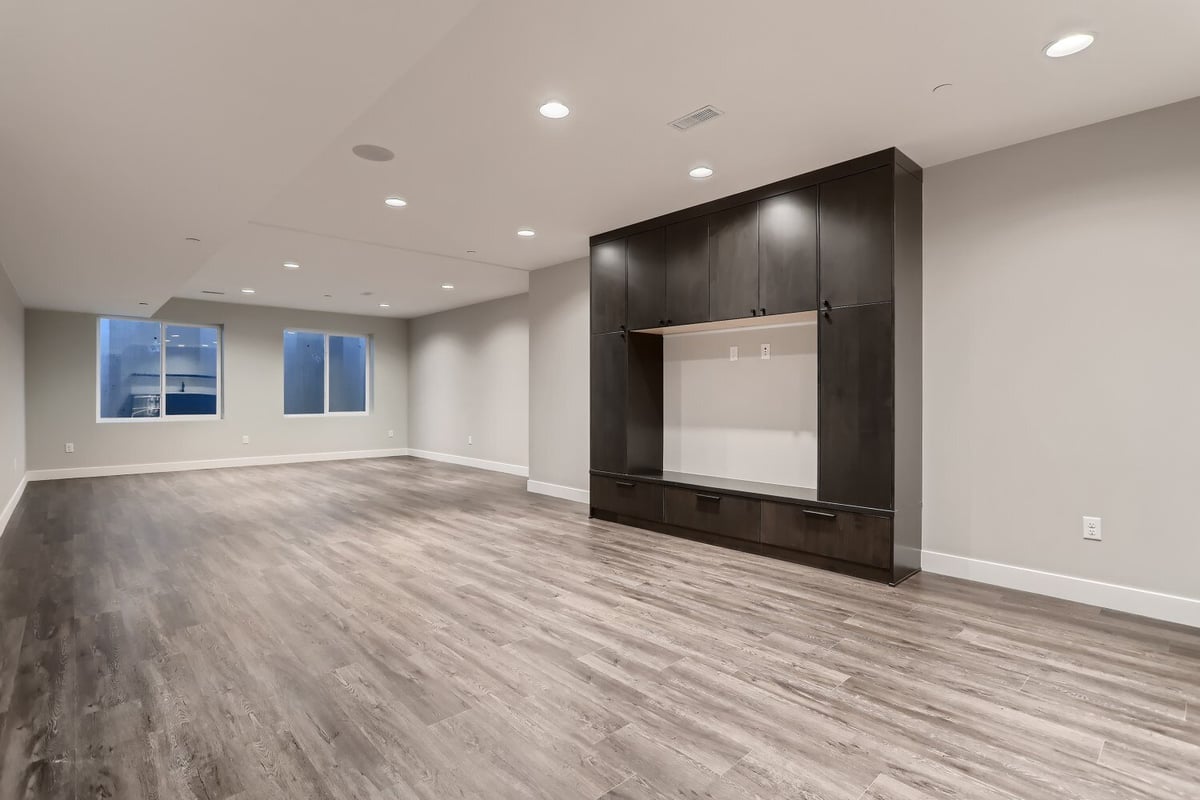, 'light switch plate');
64,443,74,454
729,346,738,361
